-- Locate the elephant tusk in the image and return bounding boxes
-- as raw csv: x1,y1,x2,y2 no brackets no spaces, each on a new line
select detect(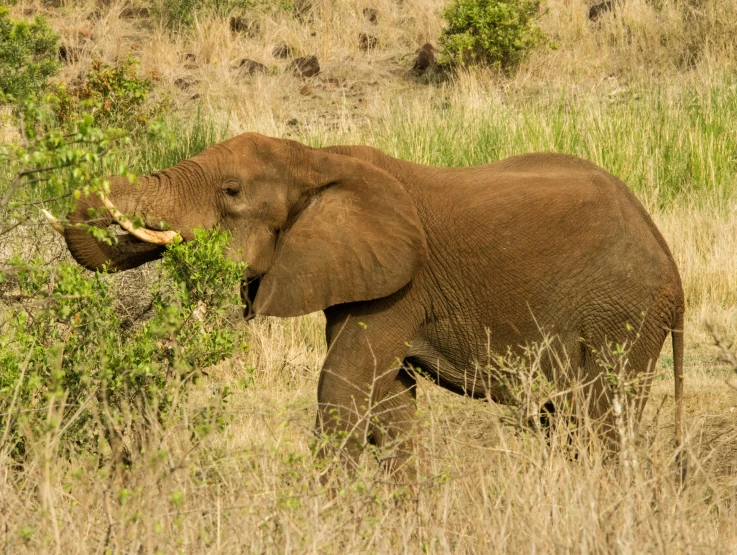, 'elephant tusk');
99,194,179,245
41,208,65,235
